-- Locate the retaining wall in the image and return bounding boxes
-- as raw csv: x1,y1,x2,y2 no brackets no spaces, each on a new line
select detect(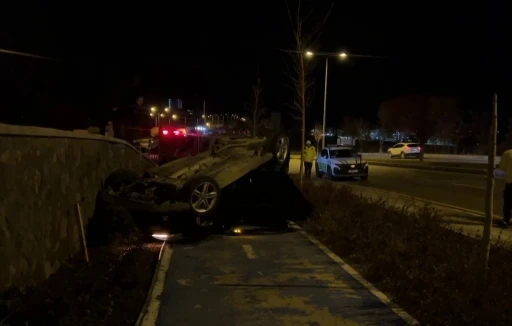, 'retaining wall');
0,124,155,291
